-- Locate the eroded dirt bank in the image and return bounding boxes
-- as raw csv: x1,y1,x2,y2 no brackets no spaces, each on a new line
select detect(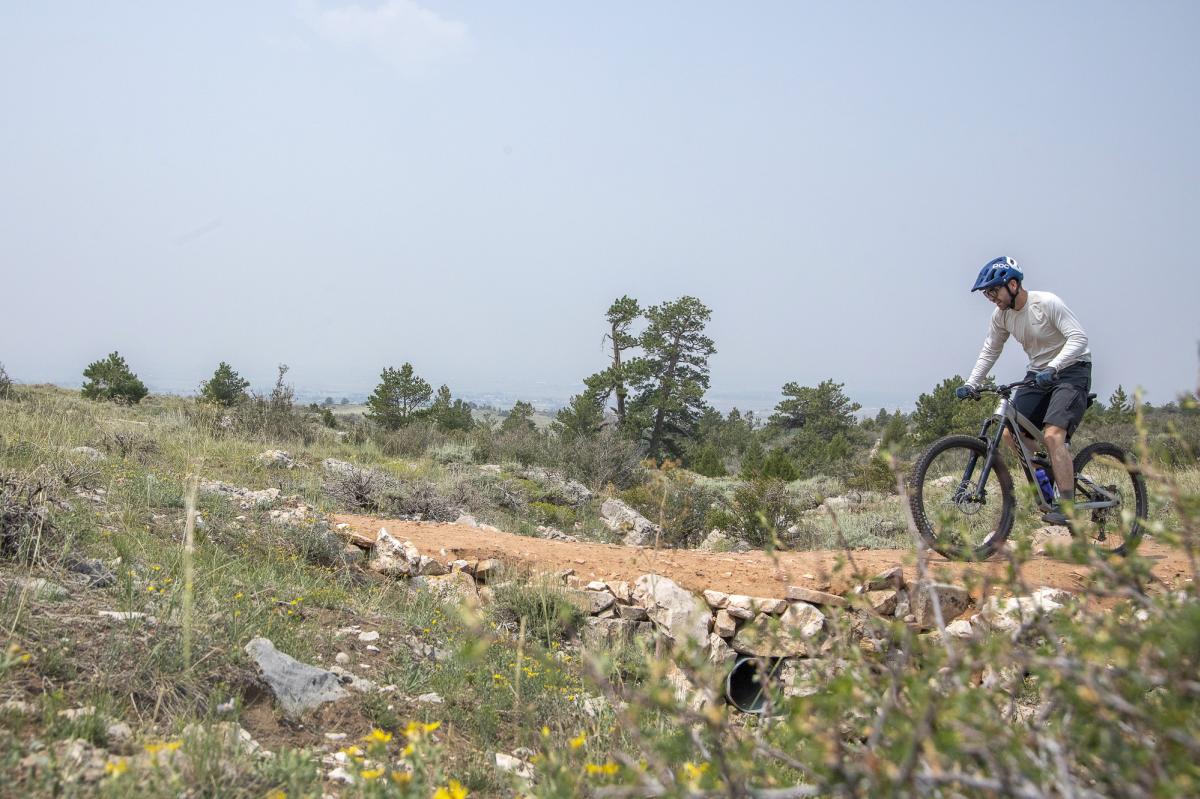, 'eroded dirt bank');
332,514,1192,599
